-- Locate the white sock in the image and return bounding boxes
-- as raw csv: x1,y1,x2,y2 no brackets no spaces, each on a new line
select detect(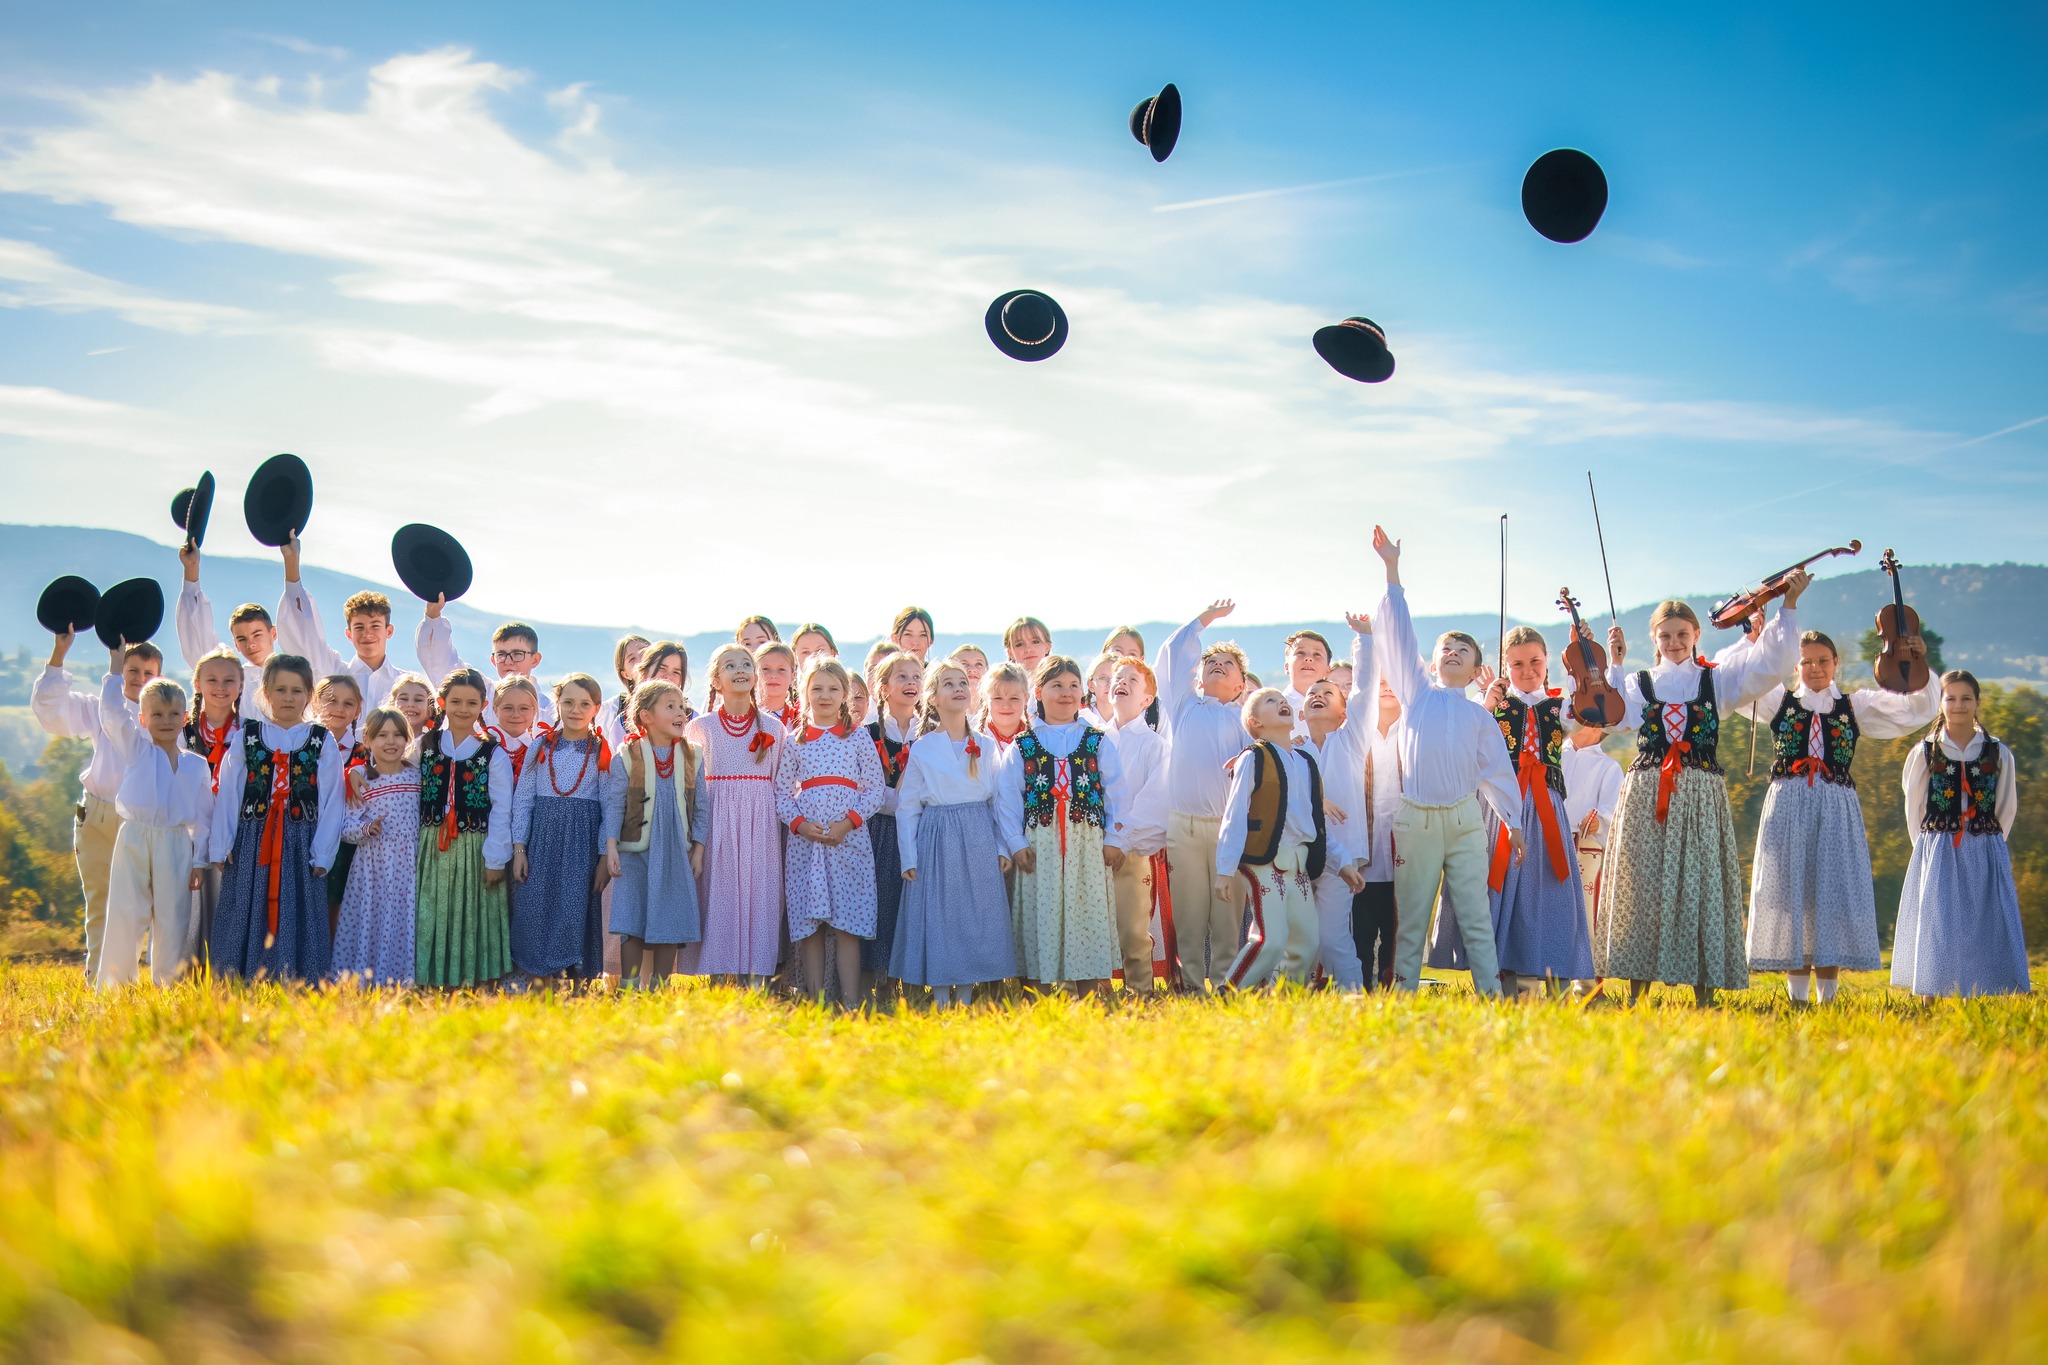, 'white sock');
1787,972,1810,1001
1816,977,1837,1003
